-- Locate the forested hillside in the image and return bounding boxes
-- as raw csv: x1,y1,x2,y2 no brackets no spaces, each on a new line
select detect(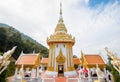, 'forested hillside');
0,23,48,59
0,23,48,82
